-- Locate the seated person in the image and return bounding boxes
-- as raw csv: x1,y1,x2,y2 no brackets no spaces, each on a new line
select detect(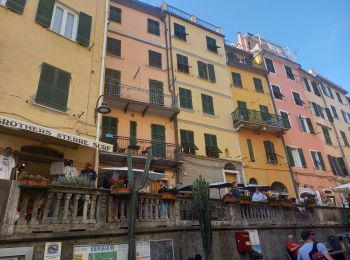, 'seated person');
252,188,266,202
